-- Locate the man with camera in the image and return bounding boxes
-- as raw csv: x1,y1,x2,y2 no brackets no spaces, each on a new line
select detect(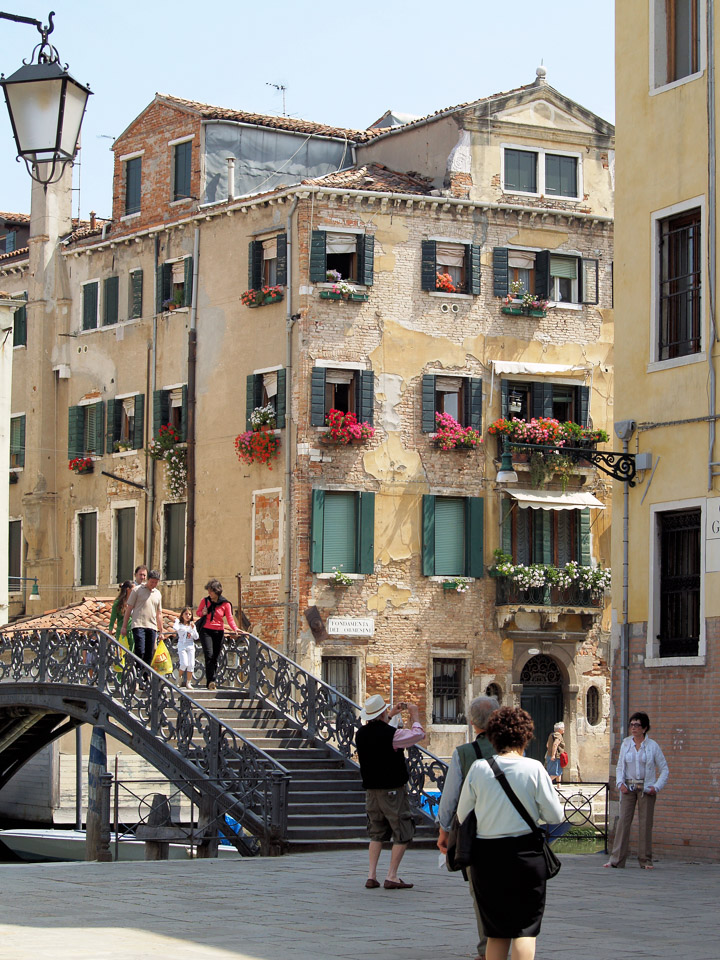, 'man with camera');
355,696,425,890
